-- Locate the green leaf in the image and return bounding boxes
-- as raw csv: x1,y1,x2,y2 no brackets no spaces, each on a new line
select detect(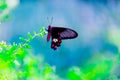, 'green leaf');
27,32,33,40
0,1,7,10
38,28,47,38
24,44,31,49
33,31,37,35
19,37,25,41
38,33,43,37
40,27,47,35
